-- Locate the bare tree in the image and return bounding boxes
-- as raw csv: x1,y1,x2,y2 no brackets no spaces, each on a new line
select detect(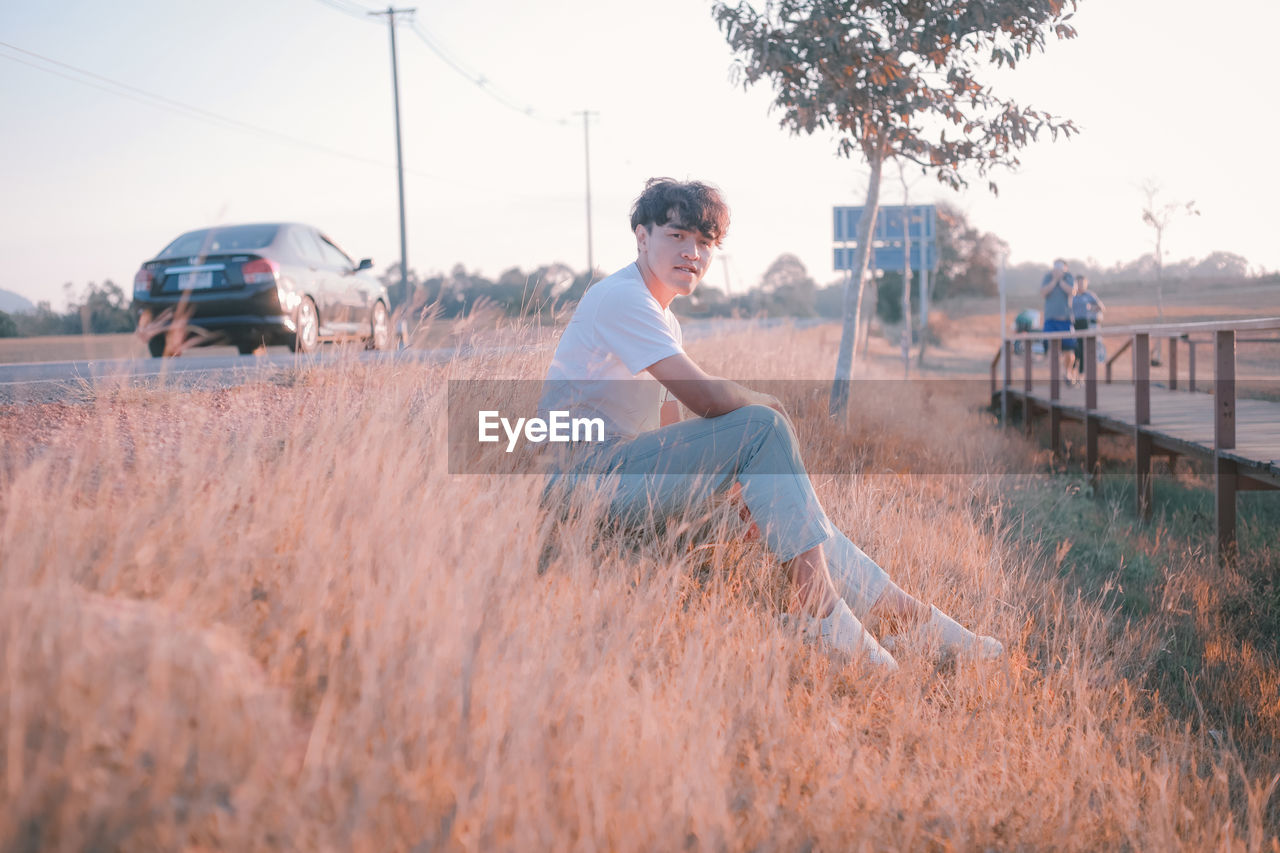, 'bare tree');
1140,180,1199,362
